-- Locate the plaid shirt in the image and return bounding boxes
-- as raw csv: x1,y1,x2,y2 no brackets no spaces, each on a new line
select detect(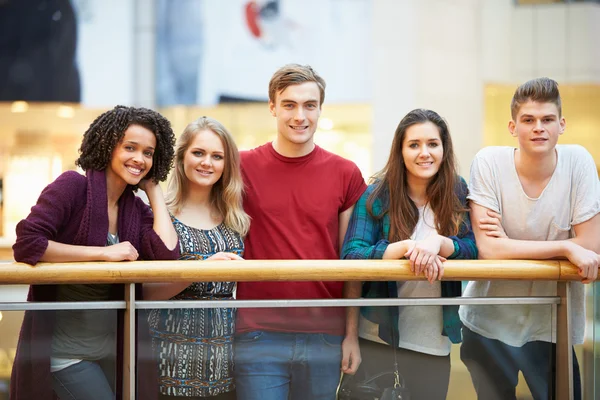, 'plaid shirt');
341,177,477,344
